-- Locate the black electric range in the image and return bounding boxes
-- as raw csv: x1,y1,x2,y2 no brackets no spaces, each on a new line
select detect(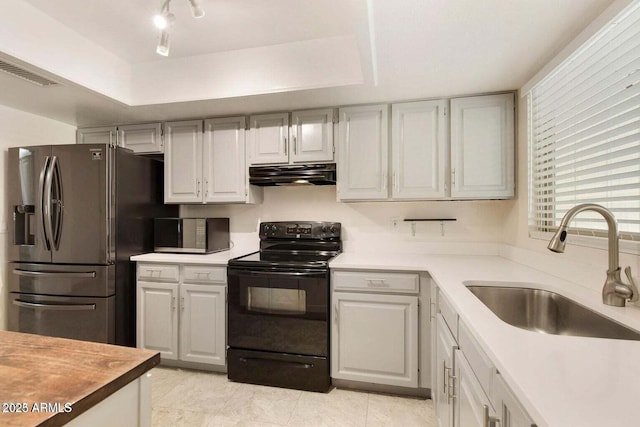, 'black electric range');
227,221,342,392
